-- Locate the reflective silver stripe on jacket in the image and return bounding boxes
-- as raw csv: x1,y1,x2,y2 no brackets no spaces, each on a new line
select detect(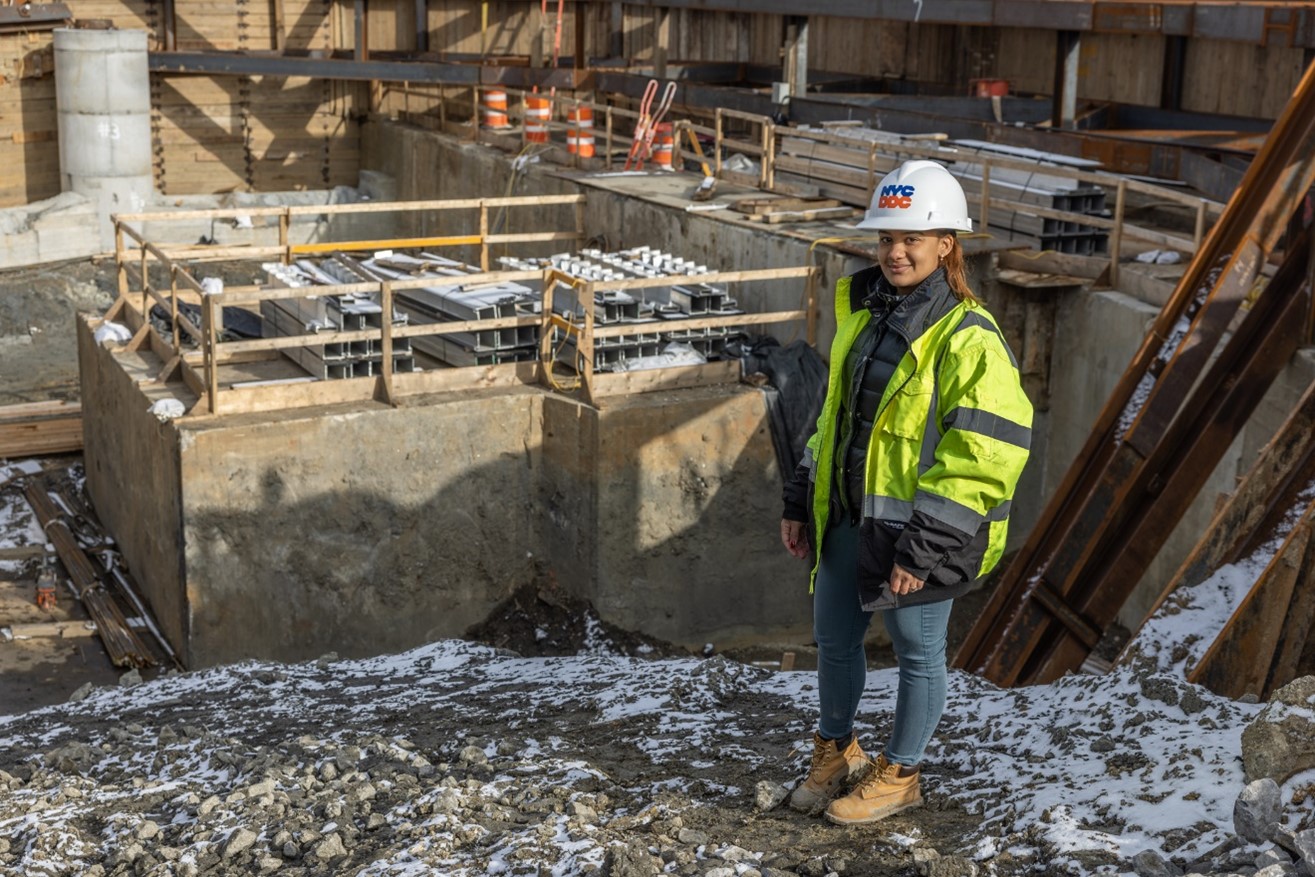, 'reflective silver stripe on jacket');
862,491,1011,529
954,311,1018,368
941,406,1032,449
